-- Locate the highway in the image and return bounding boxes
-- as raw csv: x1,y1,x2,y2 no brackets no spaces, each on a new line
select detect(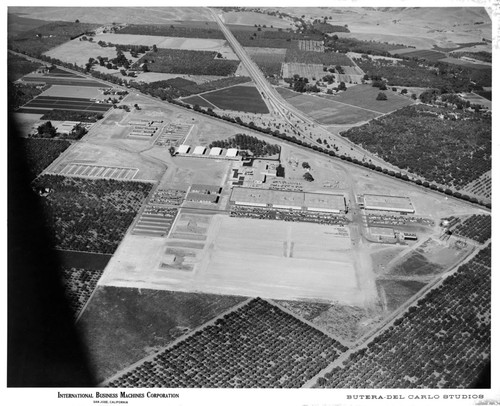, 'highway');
208,8,406,169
